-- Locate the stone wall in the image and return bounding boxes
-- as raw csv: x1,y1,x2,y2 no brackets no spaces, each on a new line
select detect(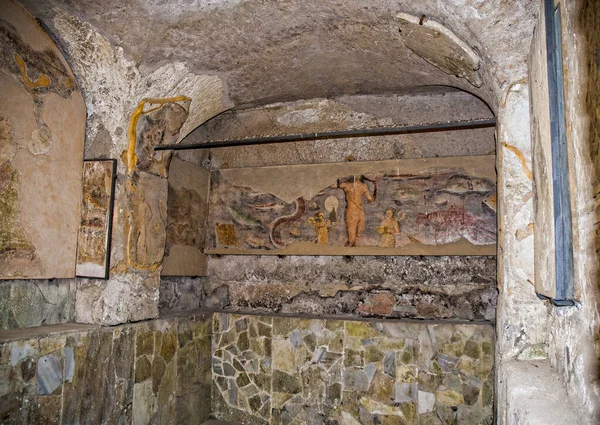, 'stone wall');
0,312,212,424
0,280,75,329
543,0,600,421
211,312,494,425
200,256,496,321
